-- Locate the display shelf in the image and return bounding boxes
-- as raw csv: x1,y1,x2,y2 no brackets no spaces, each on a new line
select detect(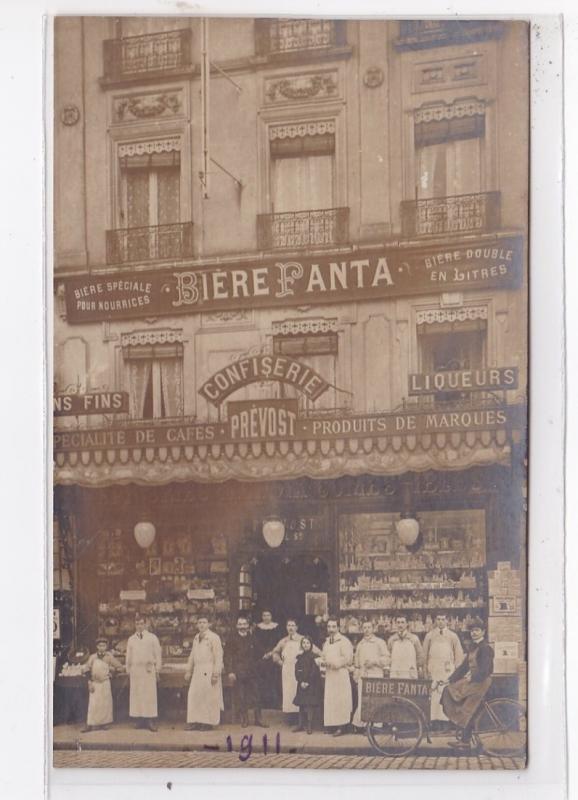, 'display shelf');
339,565,485,573
340,586,478,592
